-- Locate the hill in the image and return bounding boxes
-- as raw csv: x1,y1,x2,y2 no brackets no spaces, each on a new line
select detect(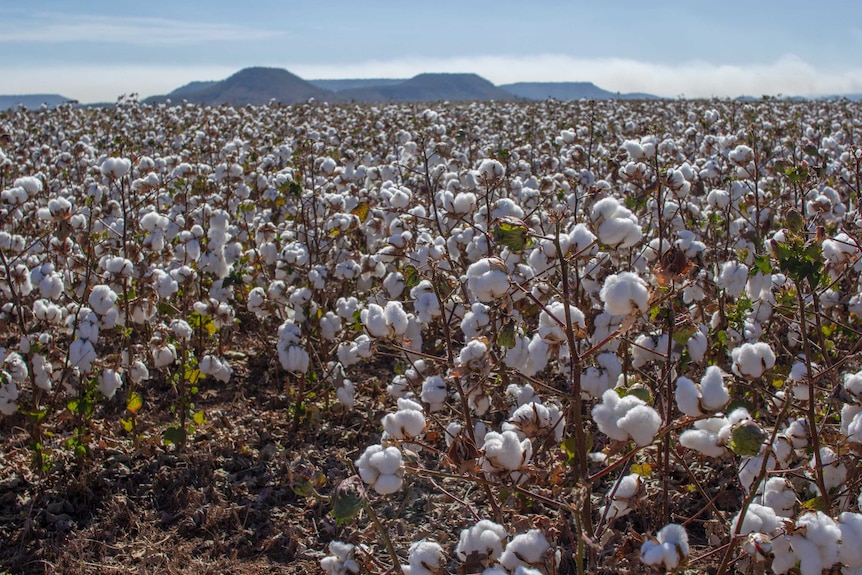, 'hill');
308,78,406,92
335,73,516,102
0,94,75,110
499,82,660,101
145,67,333,105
